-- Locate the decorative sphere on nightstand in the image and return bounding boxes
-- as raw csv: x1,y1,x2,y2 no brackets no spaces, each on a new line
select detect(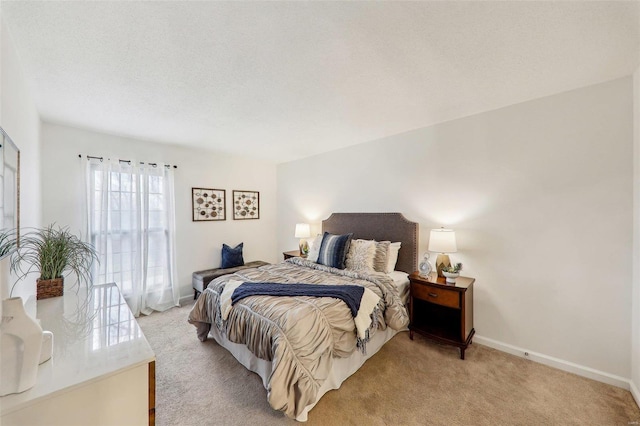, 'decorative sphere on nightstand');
418,253,432,277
